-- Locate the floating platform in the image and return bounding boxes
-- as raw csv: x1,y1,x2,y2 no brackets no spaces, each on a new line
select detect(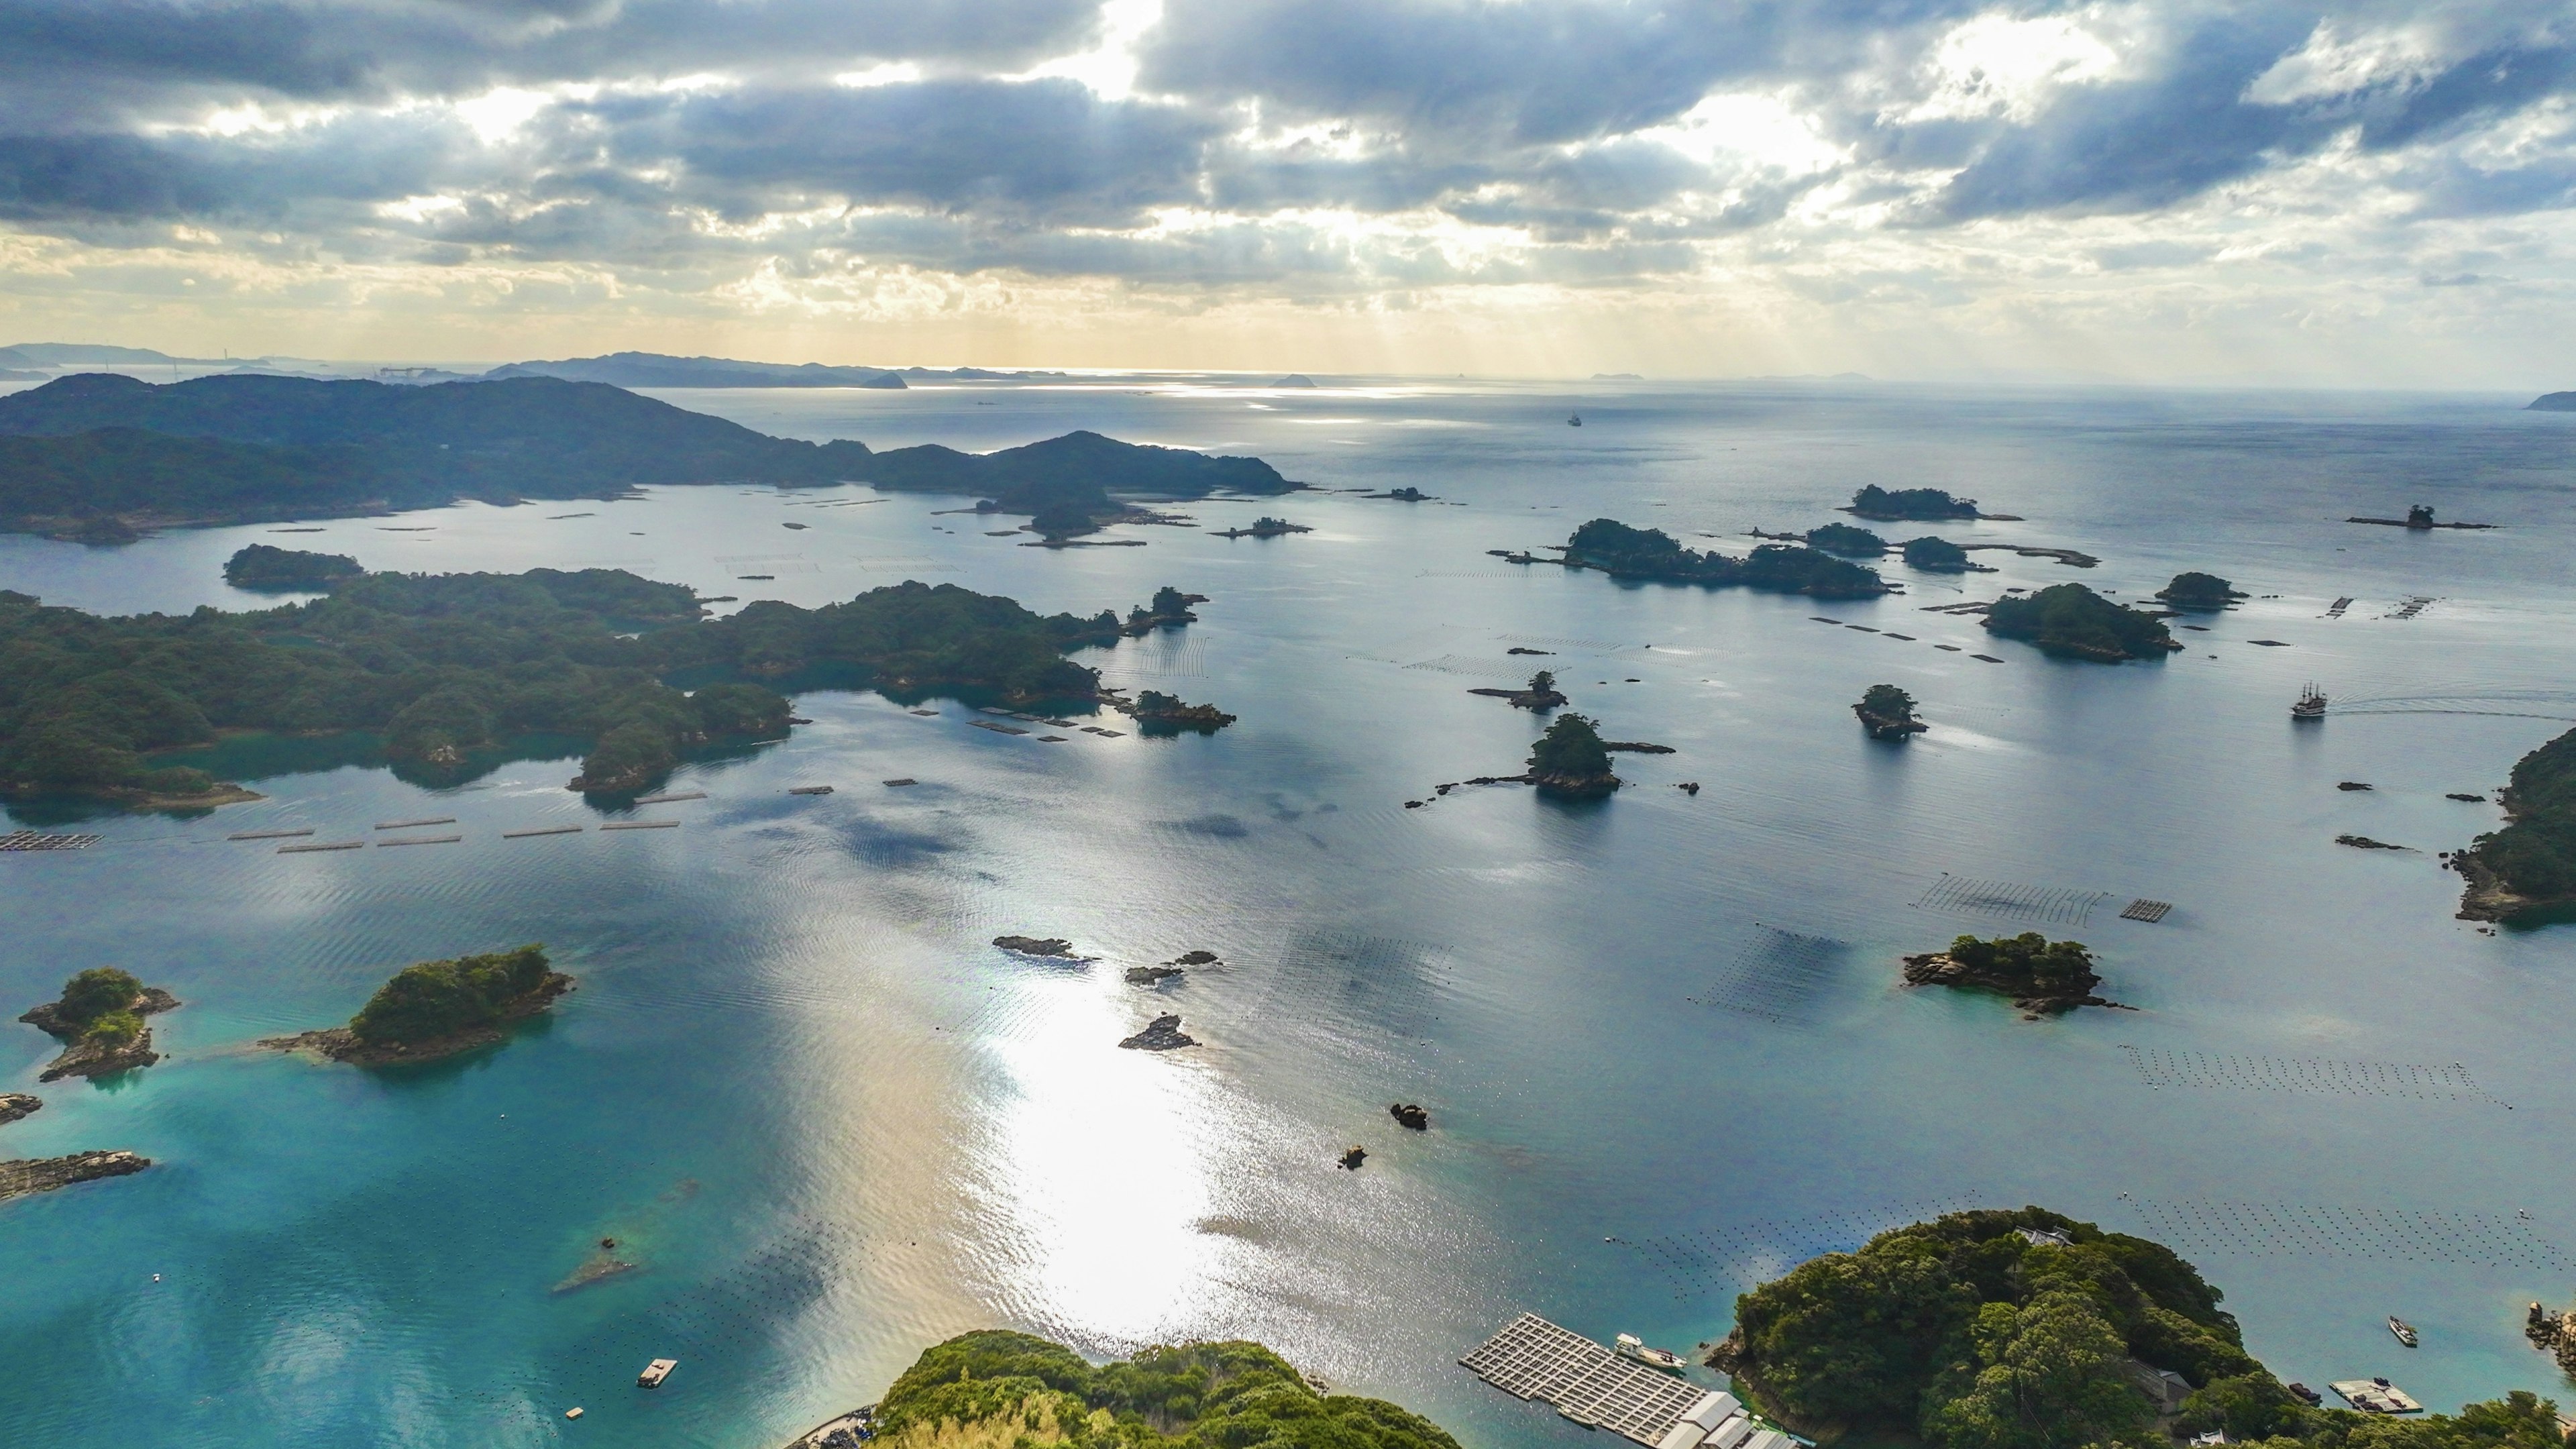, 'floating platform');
639,1358,678,1388
1460,1313,1720,1448
969,720,1030,735
788,786,835,796
634,792,708,804
502,825,584,839
601,820,680,831
2119,899,2174,923
278,841,364,853
375,817,458,830
229,828,315,841
1,831,103,851
376,835,462,847
2330,1379,2422,1413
